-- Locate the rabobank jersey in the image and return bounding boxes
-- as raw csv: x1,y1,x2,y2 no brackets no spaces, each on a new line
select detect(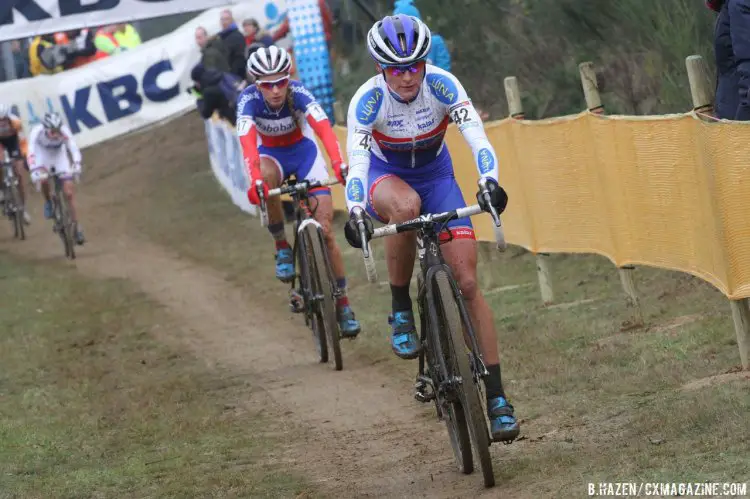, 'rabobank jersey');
236,80,330,148
344,64,499,213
